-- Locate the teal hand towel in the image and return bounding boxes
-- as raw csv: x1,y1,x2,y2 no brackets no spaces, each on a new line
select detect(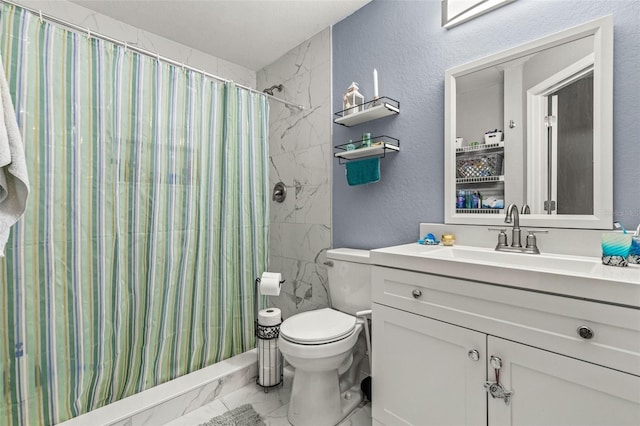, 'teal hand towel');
346,157,380,186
